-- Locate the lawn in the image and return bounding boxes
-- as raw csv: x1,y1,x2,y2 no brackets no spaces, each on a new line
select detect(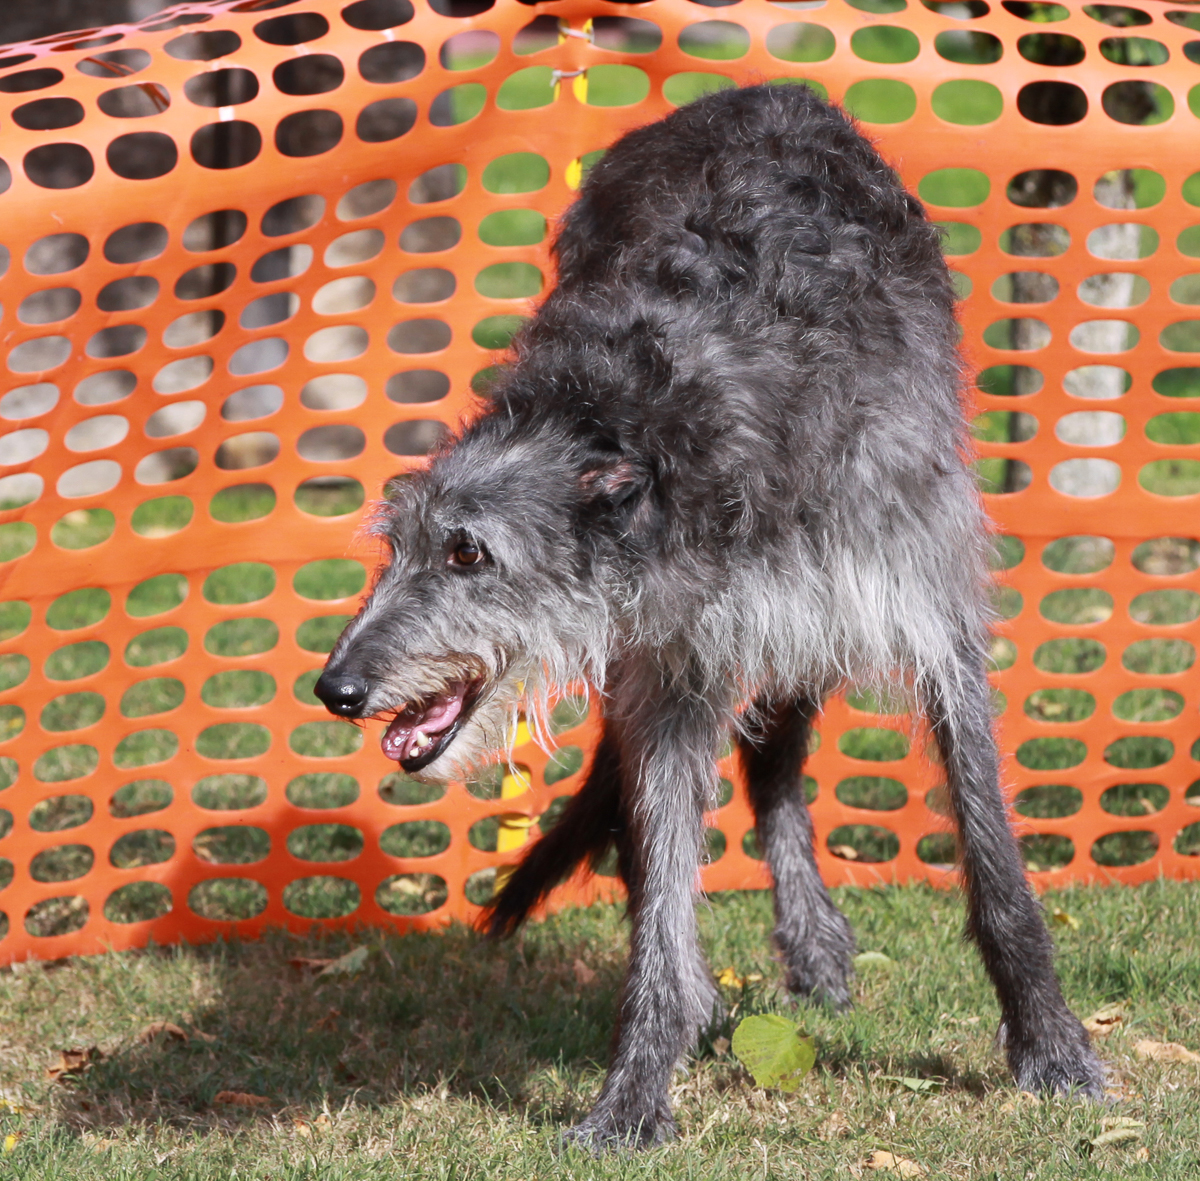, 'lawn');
0,881,1197,1179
